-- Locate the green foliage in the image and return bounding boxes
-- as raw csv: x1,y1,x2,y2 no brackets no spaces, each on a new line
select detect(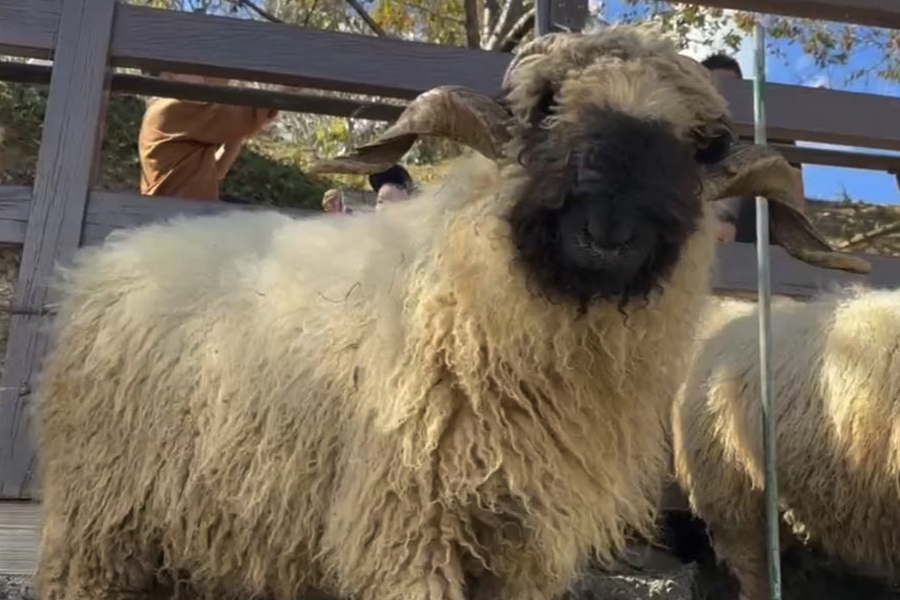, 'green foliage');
311,118,352,157
724,10,900,83
372,0,469,45
221,143,328,209
620,2,900,85
101,92,148,191
0,81,328,209
0,81,45,185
